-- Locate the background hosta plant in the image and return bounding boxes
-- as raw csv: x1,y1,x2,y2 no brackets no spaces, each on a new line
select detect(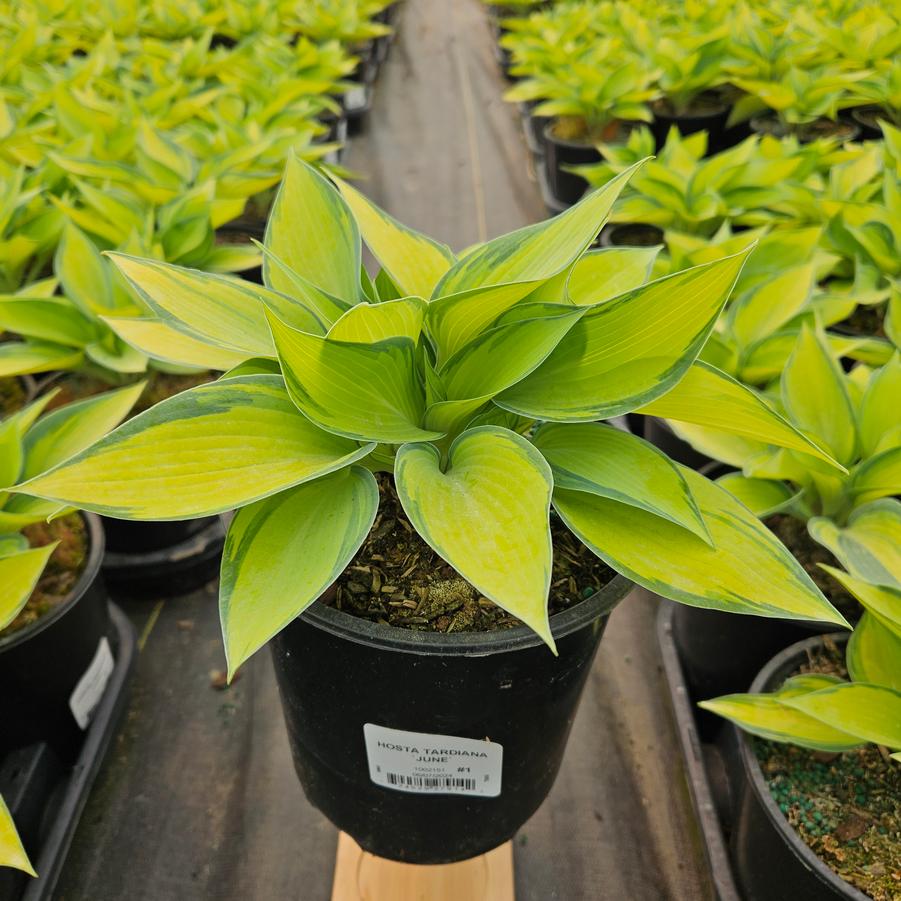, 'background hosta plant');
0,382,143,630
669,331,901,580
14,157,850,680
702,563,901,761
0,223,238,380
